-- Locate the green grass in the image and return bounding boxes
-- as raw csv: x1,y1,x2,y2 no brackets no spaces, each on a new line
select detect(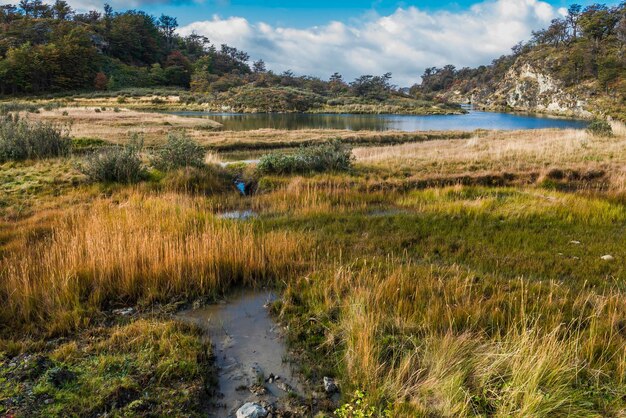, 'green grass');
0,319,211,417
1,155,625,417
